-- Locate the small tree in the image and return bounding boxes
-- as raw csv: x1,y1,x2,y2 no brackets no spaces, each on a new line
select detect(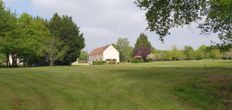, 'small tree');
133,47,152,62
183,46,195,60
115,37,133,62
223,49,232,60
210,49,222,60
134,33,152,61
44,36,67,66
79,50,88,62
